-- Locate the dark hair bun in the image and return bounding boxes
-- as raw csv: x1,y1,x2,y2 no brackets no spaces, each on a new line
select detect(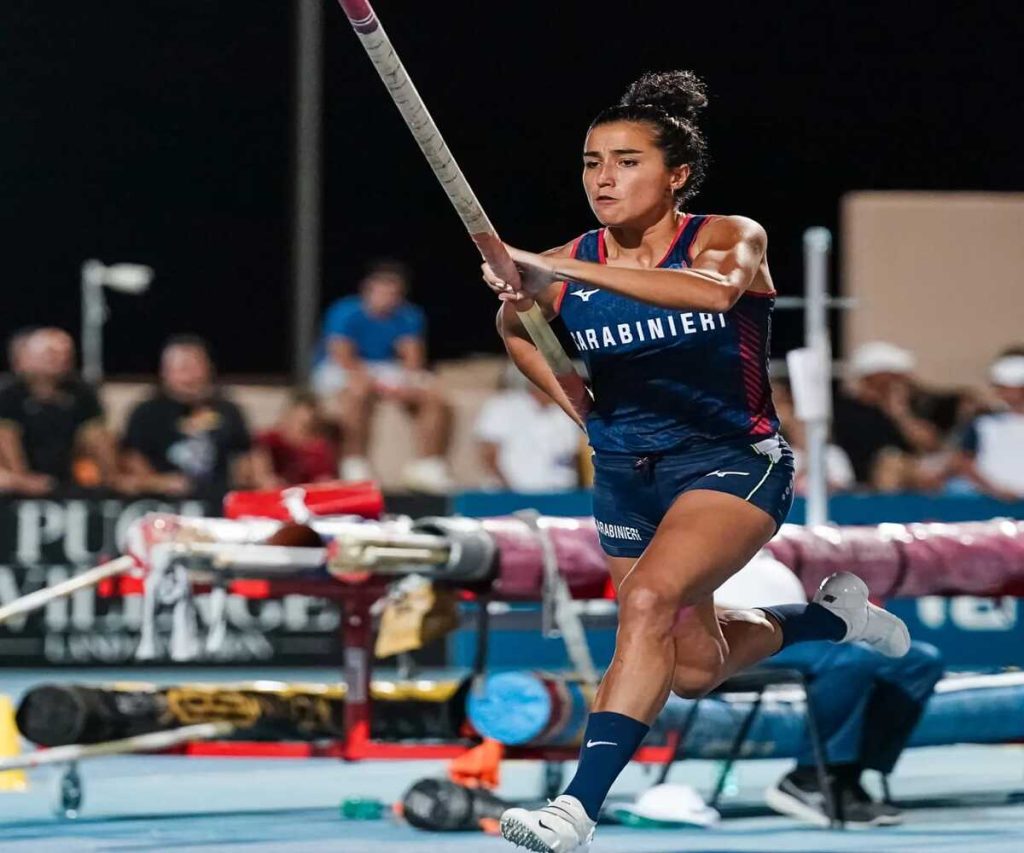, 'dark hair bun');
620,70,707,124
